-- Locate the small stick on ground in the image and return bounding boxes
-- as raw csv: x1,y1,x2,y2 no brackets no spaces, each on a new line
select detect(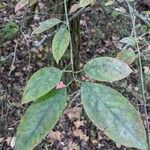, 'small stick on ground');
8,41,18,75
